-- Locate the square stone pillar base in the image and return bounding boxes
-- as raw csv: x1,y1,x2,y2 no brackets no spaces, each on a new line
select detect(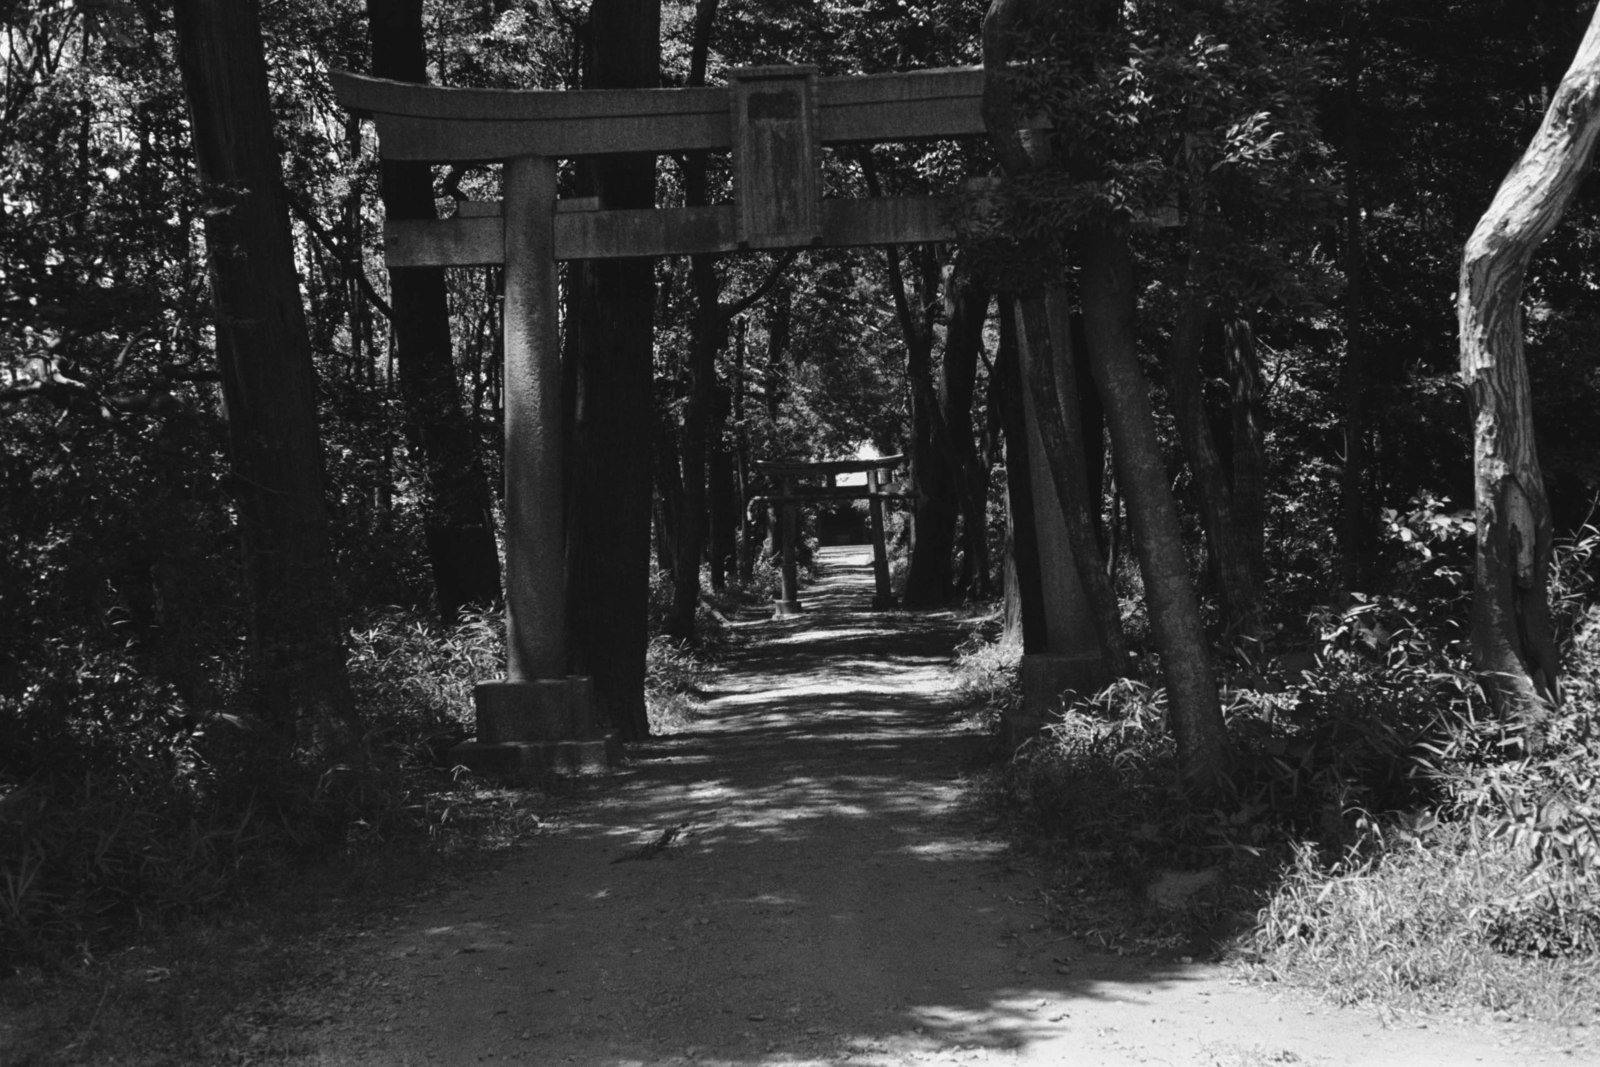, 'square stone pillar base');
1003,652,1108,750
452,675,618,778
